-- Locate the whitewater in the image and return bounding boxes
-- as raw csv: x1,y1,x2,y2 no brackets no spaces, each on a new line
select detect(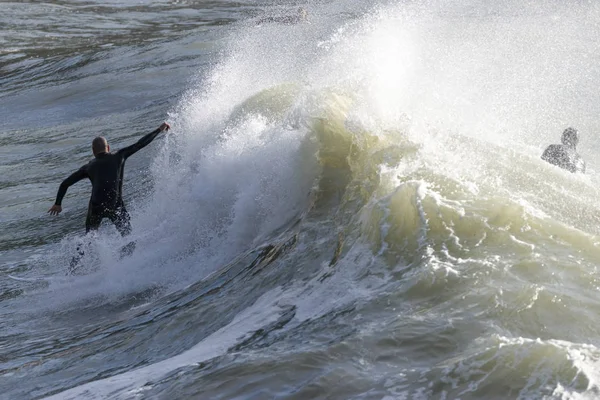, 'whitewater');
3,0,600,399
